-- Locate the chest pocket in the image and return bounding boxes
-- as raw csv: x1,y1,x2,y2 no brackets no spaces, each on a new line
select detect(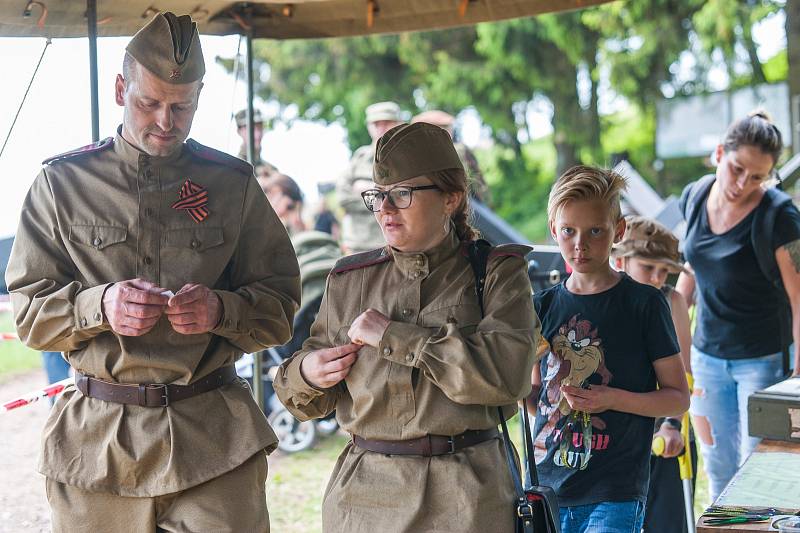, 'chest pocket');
69,225,127,249
163,227,224,252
